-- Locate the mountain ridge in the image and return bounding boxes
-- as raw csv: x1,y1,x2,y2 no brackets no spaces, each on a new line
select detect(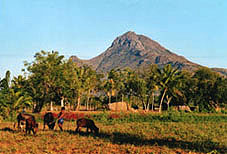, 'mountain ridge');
70,31,227,75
